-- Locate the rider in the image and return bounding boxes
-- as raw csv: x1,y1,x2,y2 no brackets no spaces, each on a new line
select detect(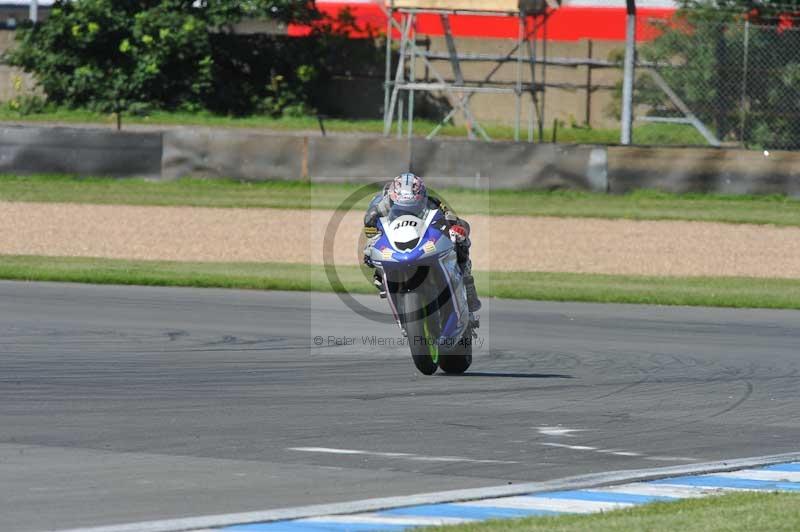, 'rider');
363,173,482,315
